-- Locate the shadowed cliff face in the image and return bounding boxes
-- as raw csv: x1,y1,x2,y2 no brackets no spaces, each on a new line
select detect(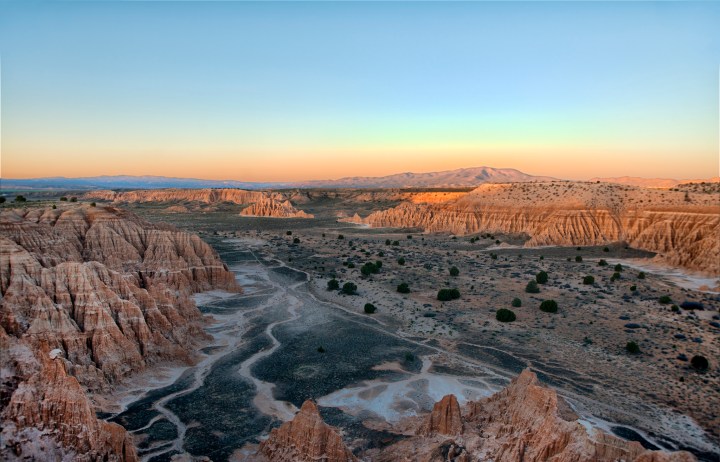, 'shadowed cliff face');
84,188,314,218
0,205,240,461
345,182,720,275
